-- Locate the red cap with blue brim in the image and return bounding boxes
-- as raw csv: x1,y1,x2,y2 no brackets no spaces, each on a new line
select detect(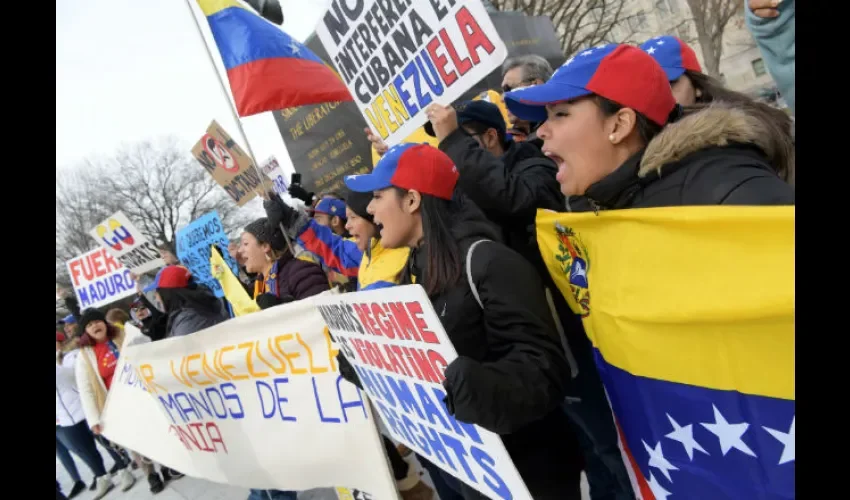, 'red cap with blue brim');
640,35,702,82
503,44,677,127
344,143,459,201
